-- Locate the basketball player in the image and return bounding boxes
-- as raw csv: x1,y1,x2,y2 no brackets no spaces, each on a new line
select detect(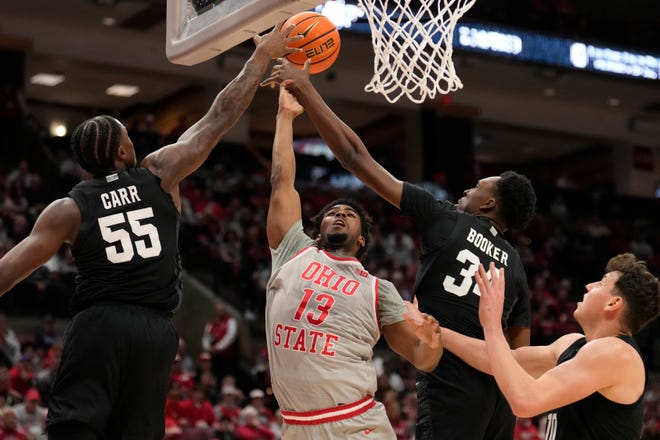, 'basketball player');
266,84,442,439
0,24,301,440
262,60,536,440
442,255,659,440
